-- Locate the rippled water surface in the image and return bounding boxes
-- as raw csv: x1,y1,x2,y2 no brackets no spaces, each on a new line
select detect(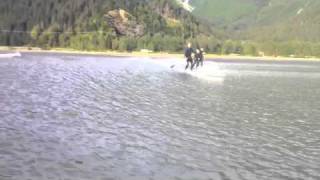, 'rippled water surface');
0,53,320,180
